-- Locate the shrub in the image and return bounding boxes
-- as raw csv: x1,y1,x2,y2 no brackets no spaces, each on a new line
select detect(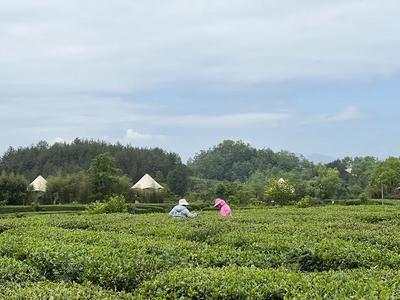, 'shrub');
0,281,132,299
136,267,400,299
296,196,314,208
1,206,400,297
0,172,29,205
344,199,363,206
128,204,165,214
0,256,42,282
86,195,128,214
265,178,295,205
359,192,369,203
31,200,42,212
